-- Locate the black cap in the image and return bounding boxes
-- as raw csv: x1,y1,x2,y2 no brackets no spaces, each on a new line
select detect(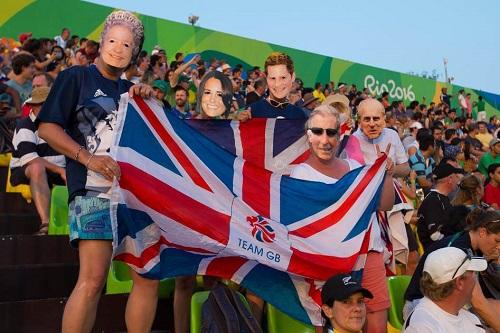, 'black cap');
321,273,373,304
433,161,465,180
